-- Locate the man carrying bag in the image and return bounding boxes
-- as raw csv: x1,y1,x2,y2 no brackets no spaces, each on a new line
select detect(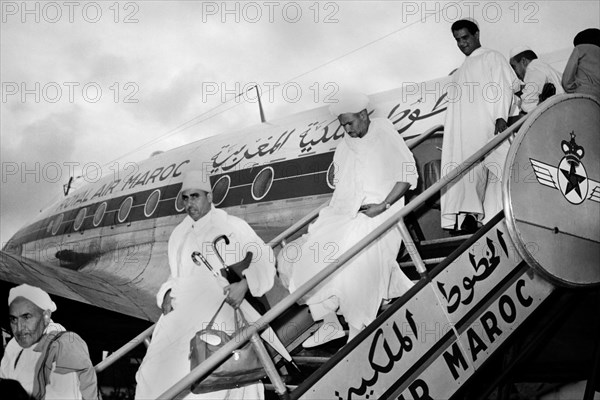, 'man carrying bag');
135,170,280,400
